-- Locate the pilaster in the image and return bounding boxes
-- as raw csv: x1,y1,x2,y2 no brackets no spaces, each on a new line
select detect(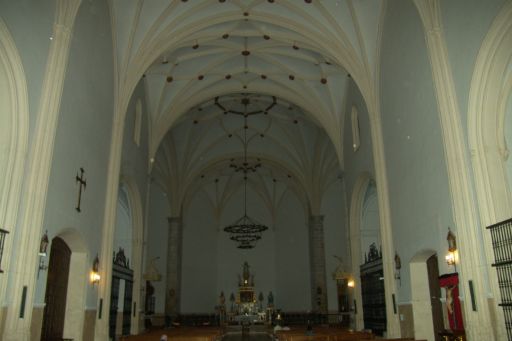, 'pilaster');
165,217,183,318
1,1,82,340
309,215,328,313
414,0,495,339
